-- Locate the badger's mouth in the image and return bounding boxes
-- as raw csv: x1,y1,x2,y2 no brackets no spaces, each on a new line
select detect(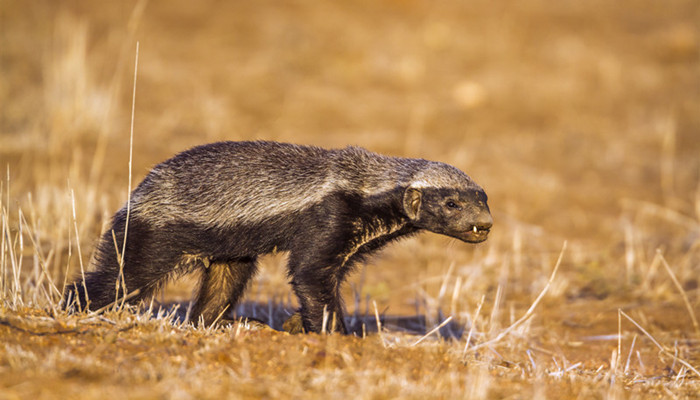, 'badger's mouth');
456,225,491,243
